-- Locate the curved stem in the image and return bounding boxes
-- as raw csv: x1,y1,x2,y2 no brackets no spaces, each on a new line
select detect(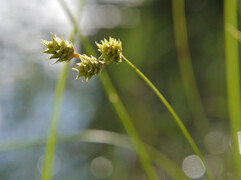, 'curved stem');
58,1,158,180
122,55,214,180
